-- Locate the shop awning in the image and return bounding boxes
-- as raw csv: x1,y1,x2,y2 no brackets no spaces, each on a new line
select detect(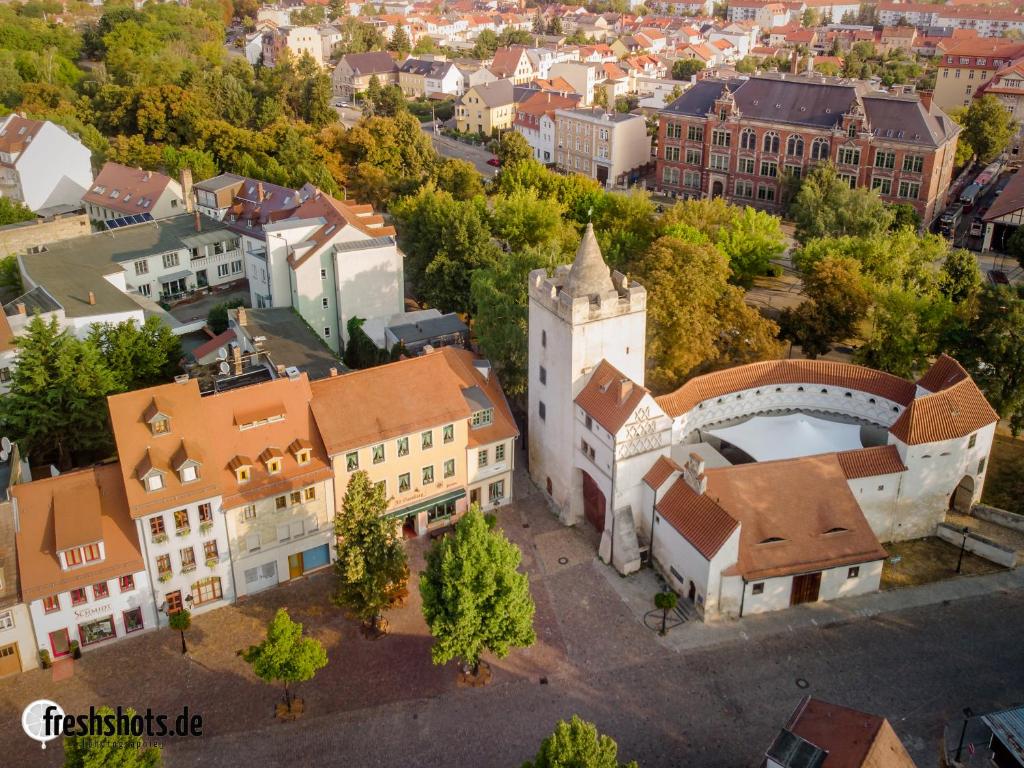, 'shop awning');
385,488,466,519
159,270,191,284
